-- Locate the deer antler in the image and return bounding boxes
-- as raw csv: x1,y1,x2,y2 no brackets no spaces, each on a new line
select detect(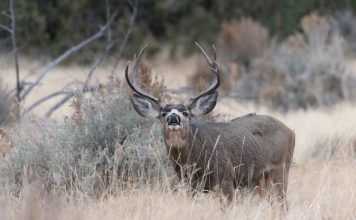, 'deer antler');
186,42,220,107
125,45,162,106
